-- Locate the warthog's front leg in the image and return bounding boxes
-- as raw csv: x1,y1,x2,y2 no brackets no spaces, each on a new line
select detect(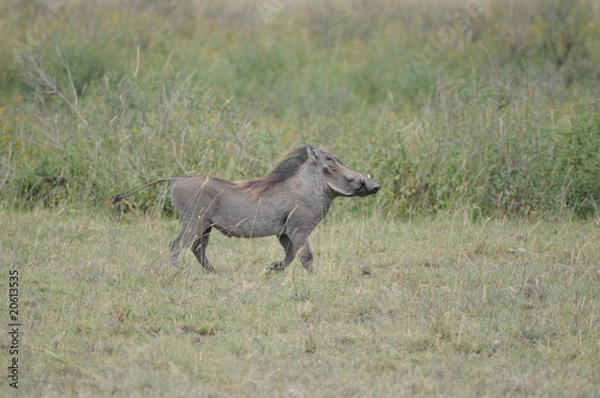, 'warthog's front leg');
192,227,215,272
298,241,313,274
268,234,296,272
268,234,312,274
